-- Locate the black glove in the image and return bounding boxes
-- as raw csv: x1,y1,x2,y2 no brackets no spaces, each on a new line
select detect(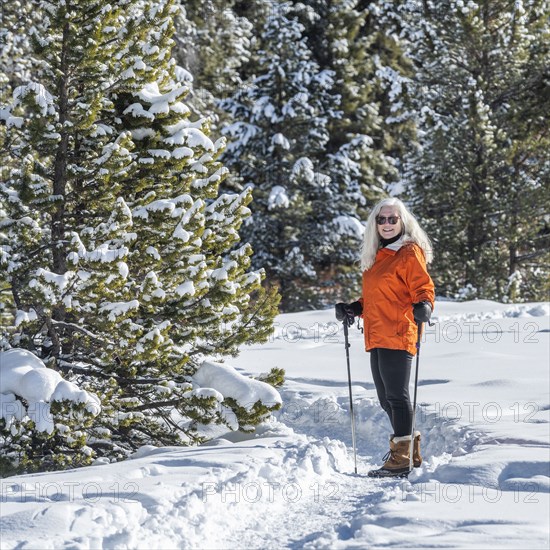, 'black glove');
413,301,432,323
335,301,362,326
